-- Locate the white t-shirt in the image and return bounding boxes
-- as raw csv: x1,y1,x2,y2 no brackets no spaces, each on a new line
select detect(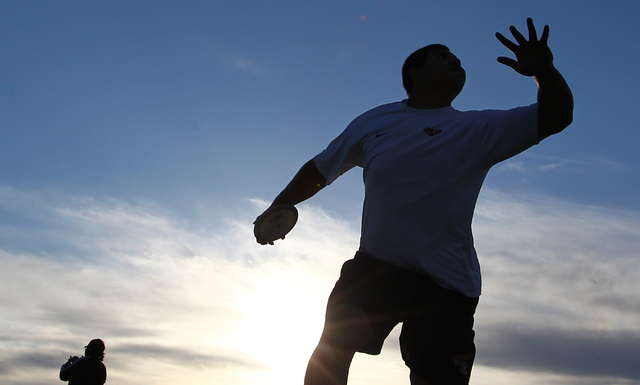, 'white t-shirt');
314,100,539,297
